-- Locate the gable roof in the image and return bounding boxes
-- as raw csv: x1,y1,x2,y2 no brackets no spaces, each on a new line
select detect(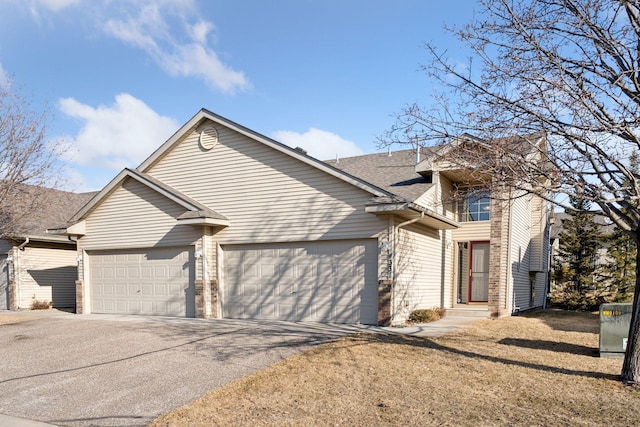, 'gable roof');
324,149,434,201
137,109,394,199
65,168,229,227
56,109,457,232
